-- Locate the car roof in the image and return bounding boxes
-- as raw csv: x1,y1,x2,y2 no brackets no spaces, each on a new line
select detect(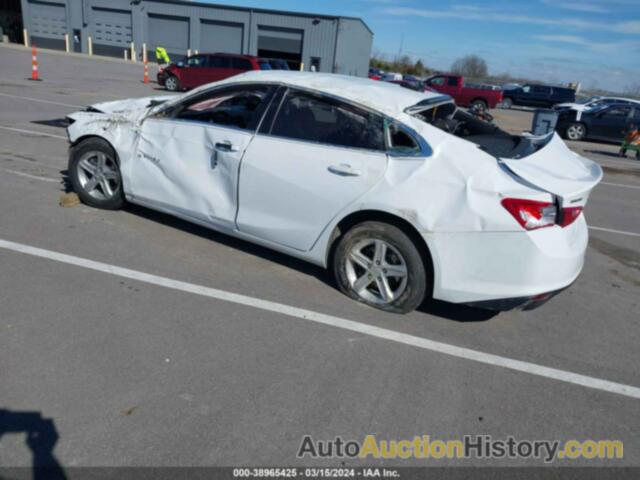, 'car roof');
196,52,259,59
214,71,444,116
